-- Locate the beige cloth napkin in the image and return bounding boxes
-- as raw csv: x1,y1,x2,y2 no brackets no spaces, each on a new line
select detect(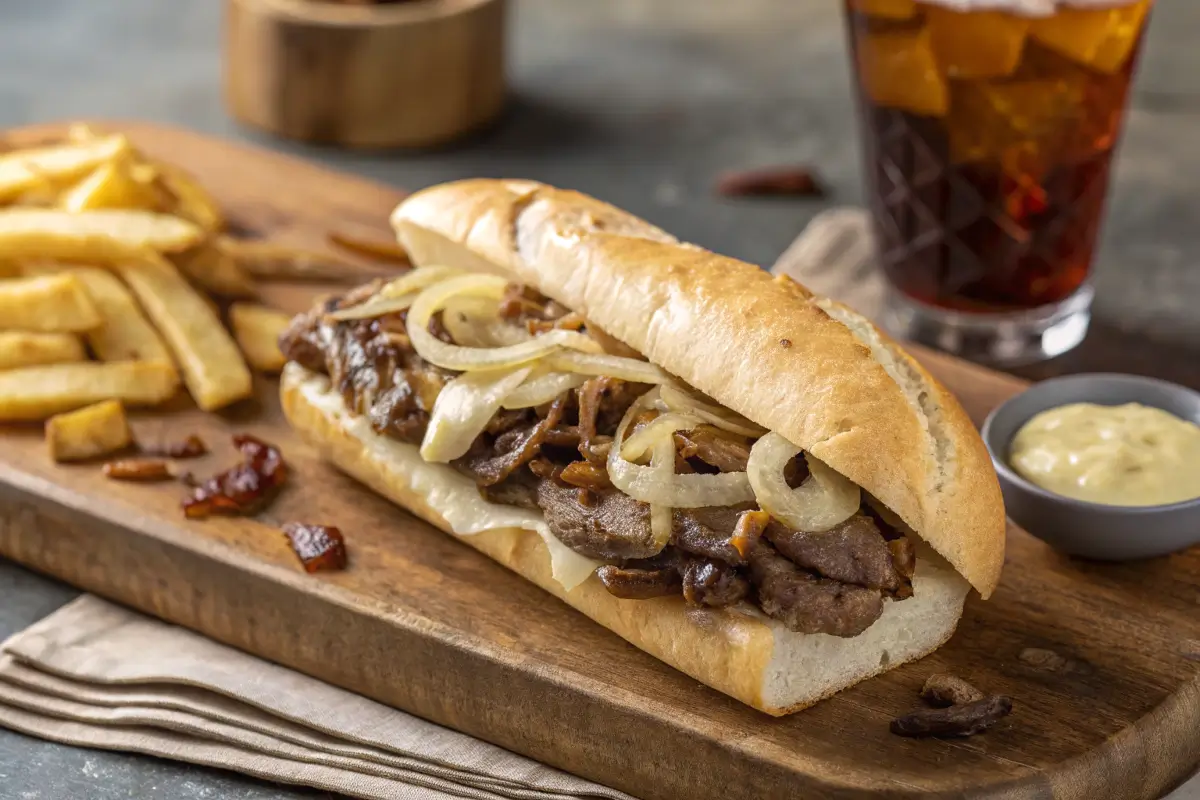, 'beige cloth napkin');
769,207,882,315
0,595,634,800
